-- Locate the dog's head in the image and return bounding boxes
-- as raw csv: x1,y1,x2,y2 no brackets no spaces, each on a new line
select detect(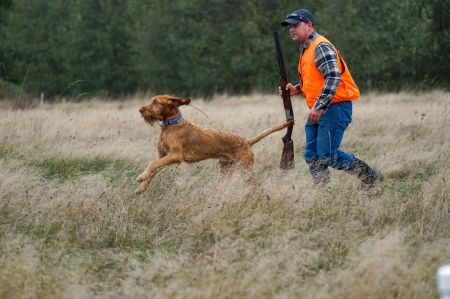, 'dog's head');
139,95,191,124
